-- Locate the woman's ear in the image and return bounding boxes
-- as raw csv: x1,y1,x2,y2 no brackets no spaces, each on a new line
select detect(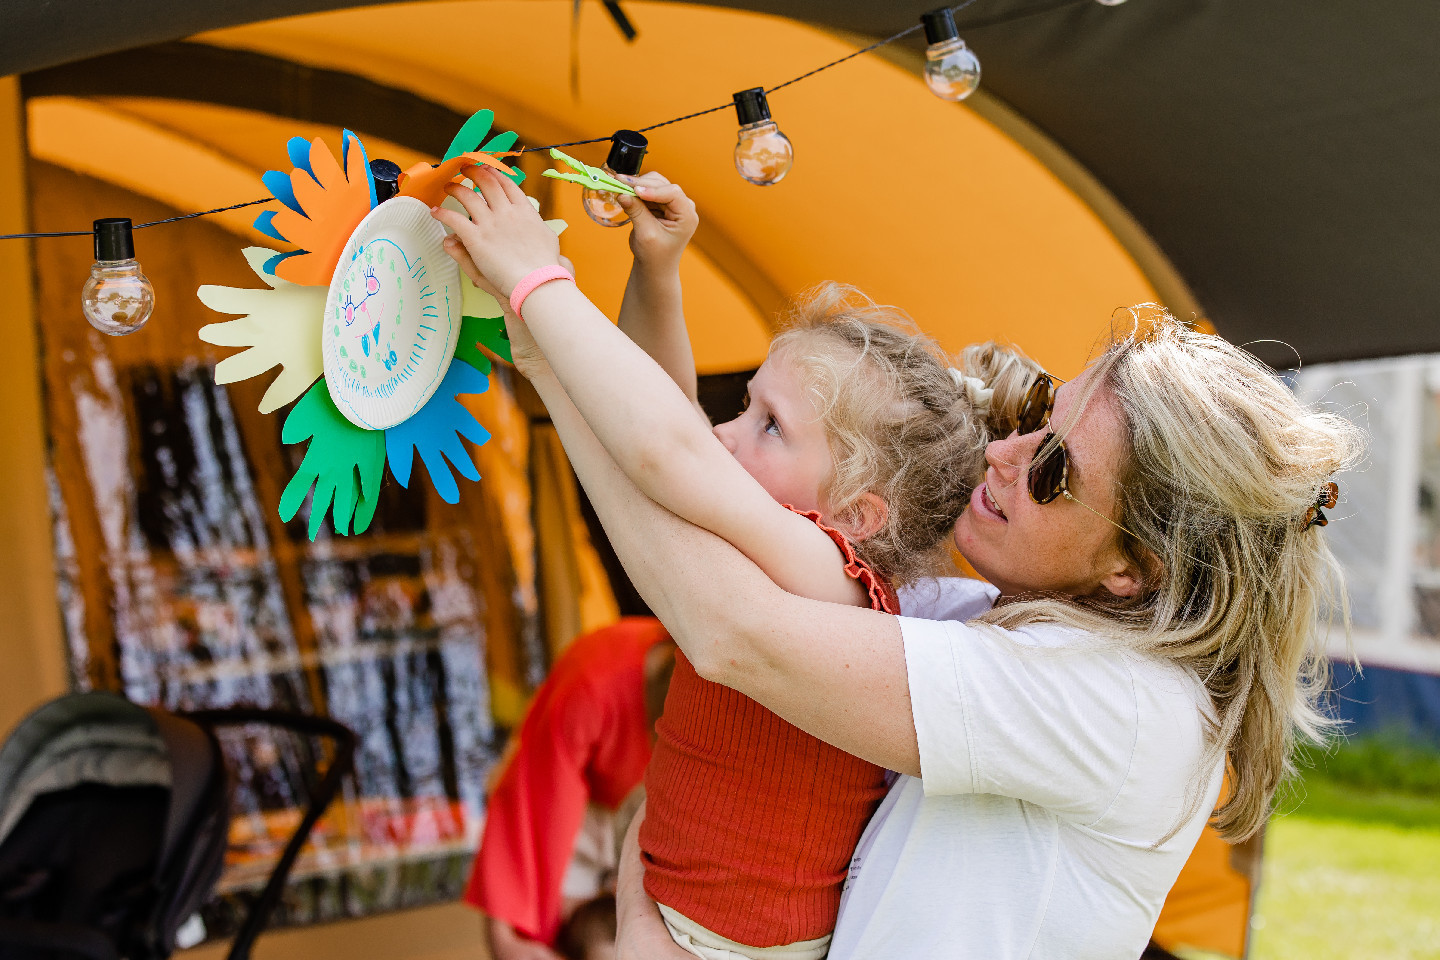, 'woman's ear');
1097,547,1159,600
1098,568,1144,599
843,493,890,543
